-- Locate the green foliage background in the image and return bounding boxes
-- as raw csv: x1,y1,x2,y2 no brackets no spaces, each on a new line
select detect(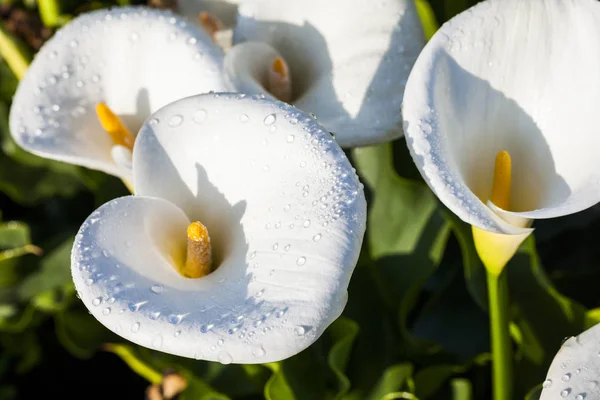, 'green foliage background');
0,0,598,398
